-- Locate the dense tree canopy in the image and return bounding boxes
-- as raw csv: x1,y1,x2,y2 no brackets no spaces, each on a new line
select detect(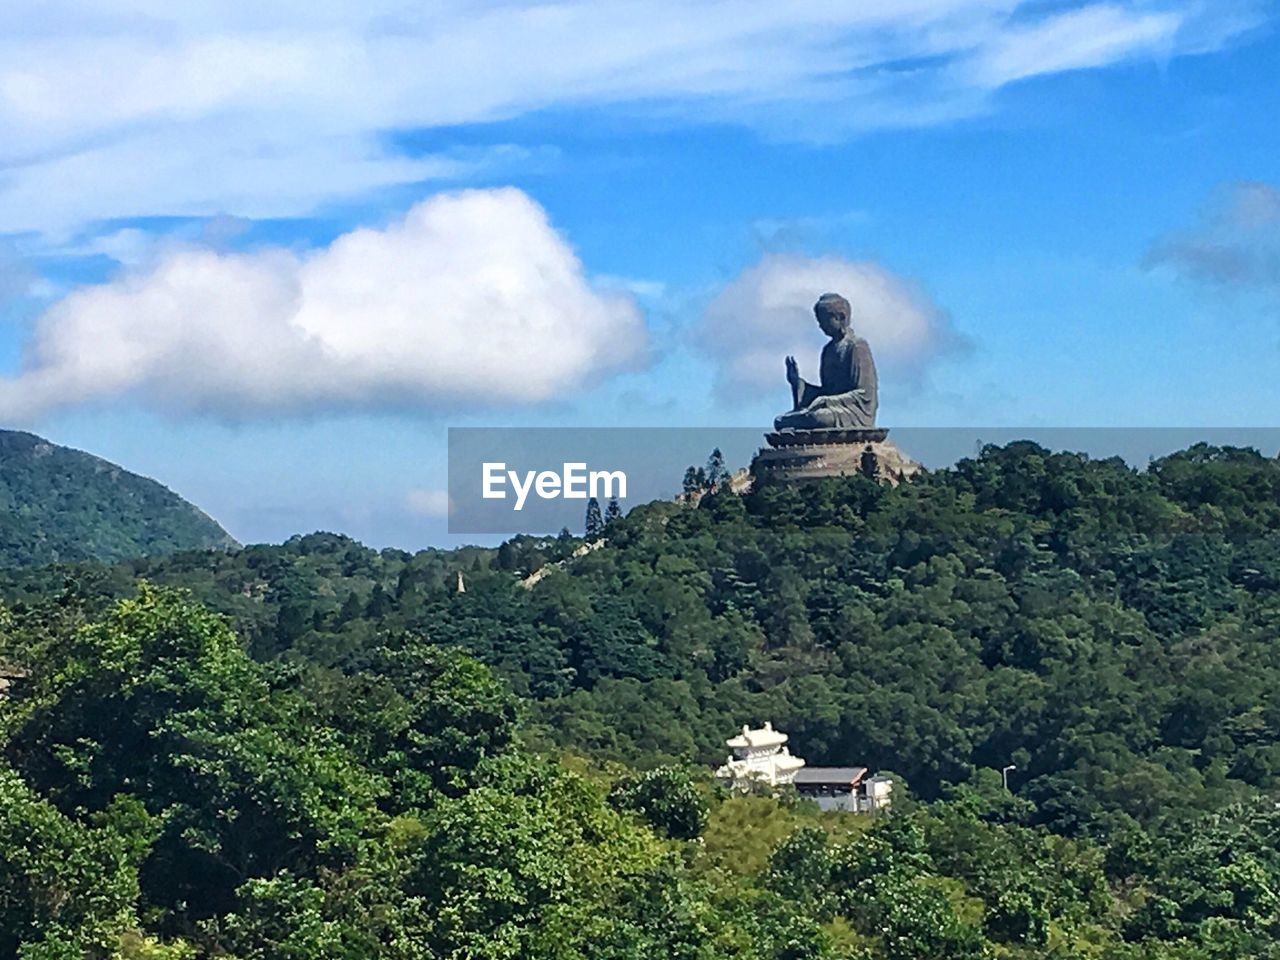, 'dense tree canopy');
2,441,1280,955
4,587,1279,957
19,442,1275,832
